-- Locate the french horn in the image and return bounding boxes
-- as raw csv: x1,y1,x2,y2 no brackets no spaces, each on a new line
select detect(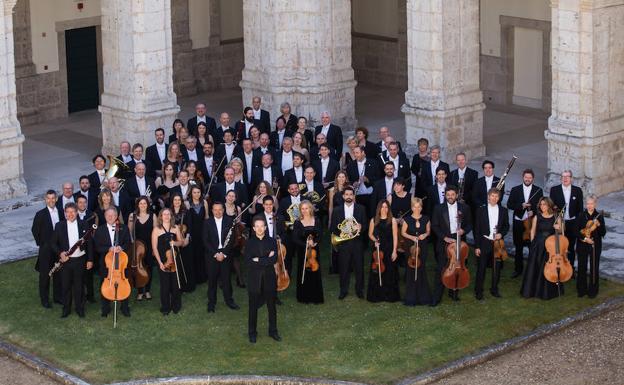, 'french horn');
331,217,361,248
